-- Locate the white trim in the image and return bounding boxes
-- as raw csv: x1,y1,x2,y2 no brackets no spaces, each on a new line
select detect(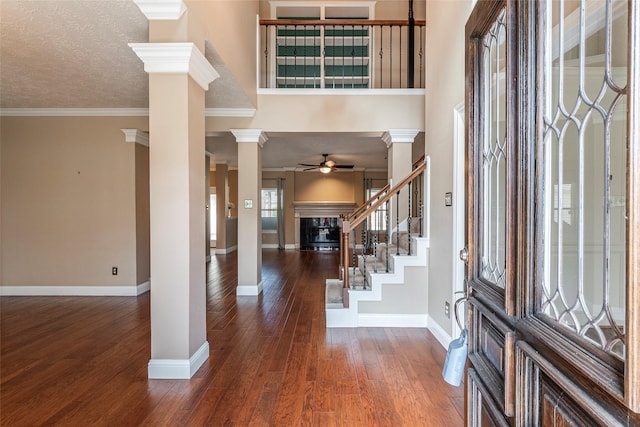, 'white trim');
285,244,296,250
427,315,452,350
215,245,237,254
136,280,151,295
358,313,428,327
258,88,425,96
205,108,256,117
133,0,187,20
230,129,268,146
452,104,466,338
128,43,220,91
0,285,147,297
236,282,263,296
147,341,209,379
0,108,149,117
382,129,420,147
121,128,150,147
262,243,279,249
